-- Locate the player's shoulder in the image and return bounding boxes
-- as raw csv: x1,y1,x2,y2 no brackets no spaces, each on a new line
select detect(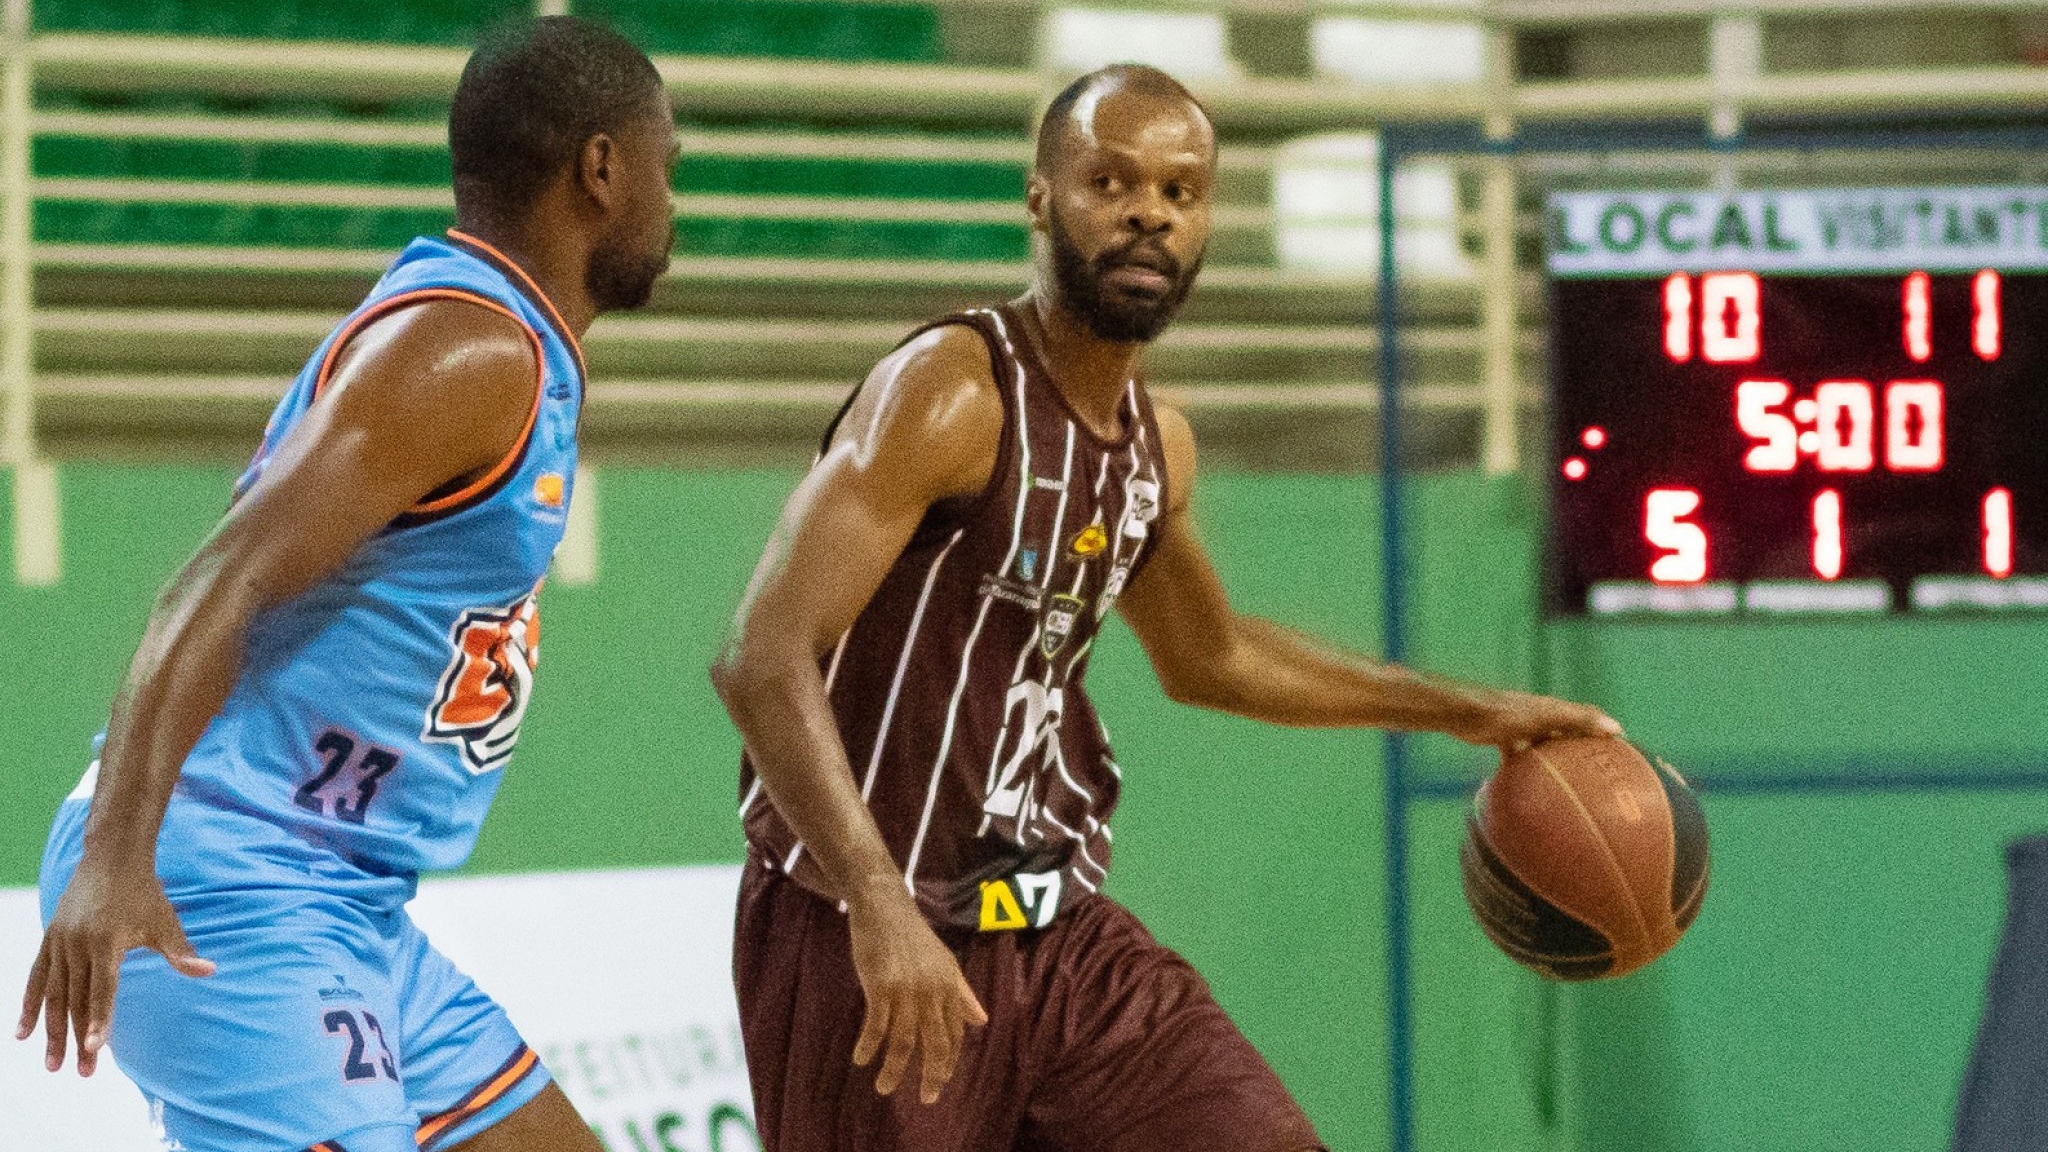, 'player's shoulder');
1148,397,1197,506
878,320,1003,409
1150,400,1194,450
331,297,536,413
843,318,1005,450
375,295,535,366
